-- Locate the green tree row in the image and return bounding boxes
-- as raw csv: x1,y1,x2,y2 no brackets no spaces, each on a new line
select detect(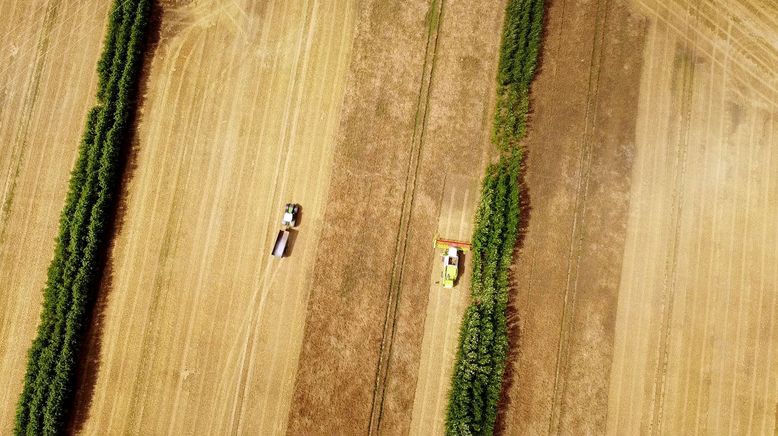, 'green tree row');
14,0,152,434
445,0,544,434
